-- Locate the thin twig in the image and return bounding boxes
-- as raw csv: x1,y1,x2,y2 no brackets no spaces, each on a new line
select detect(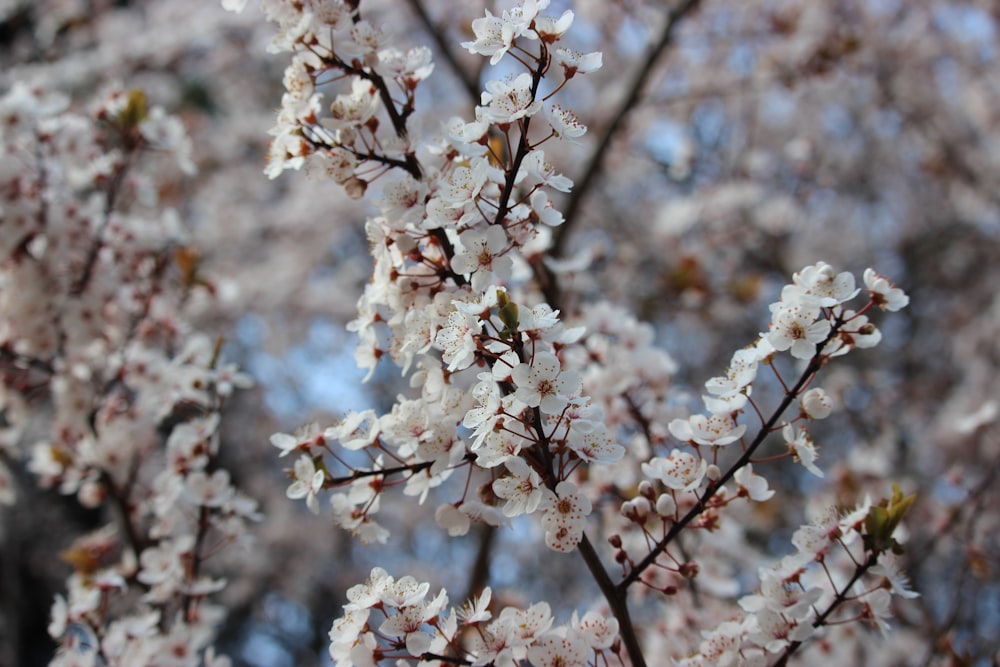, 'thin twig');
551,0,703,261
69,128,146,297
770,553,878,667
